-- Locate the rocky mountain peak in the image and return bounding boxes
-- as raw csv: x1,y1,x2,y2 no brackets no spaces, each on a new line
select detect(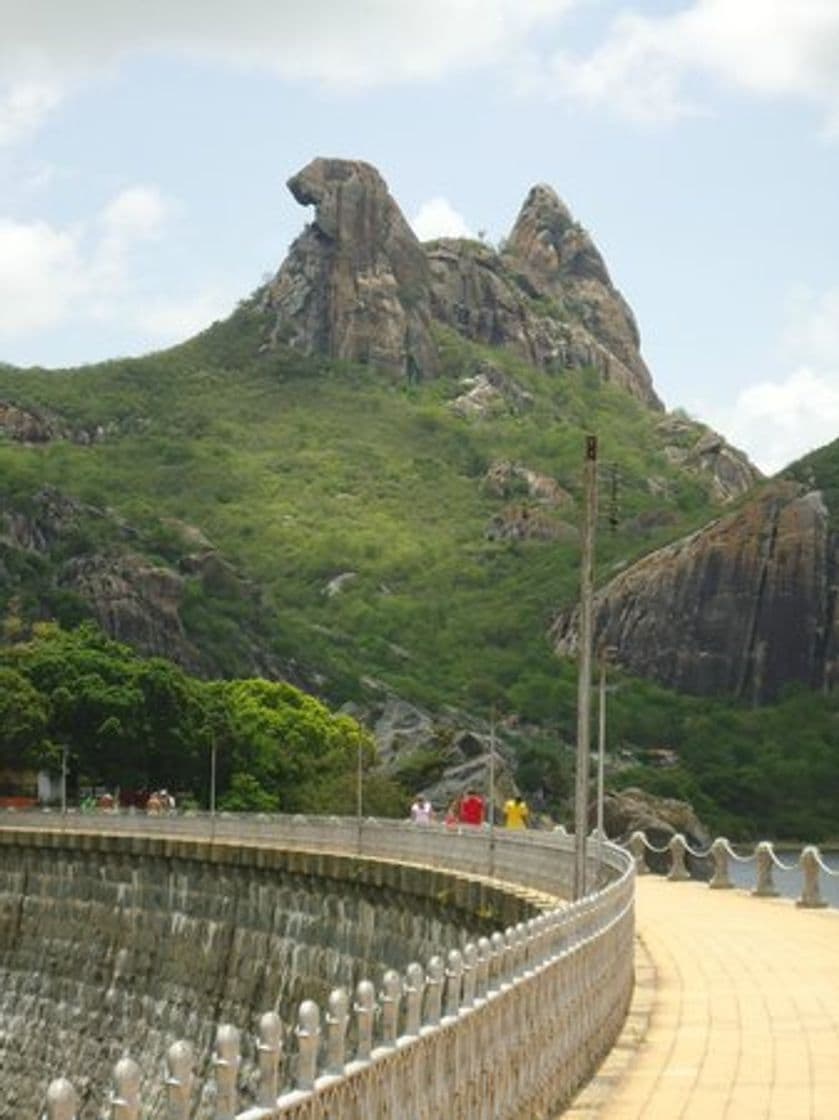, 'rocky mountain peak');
506,183,609,287
262,157,663,407
504,181,658,406
262,158,438,379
